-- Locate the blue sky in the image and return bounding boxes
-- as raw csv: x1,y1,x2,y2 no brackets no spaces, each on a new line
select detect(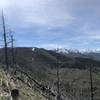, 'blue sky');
0,0,100,50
